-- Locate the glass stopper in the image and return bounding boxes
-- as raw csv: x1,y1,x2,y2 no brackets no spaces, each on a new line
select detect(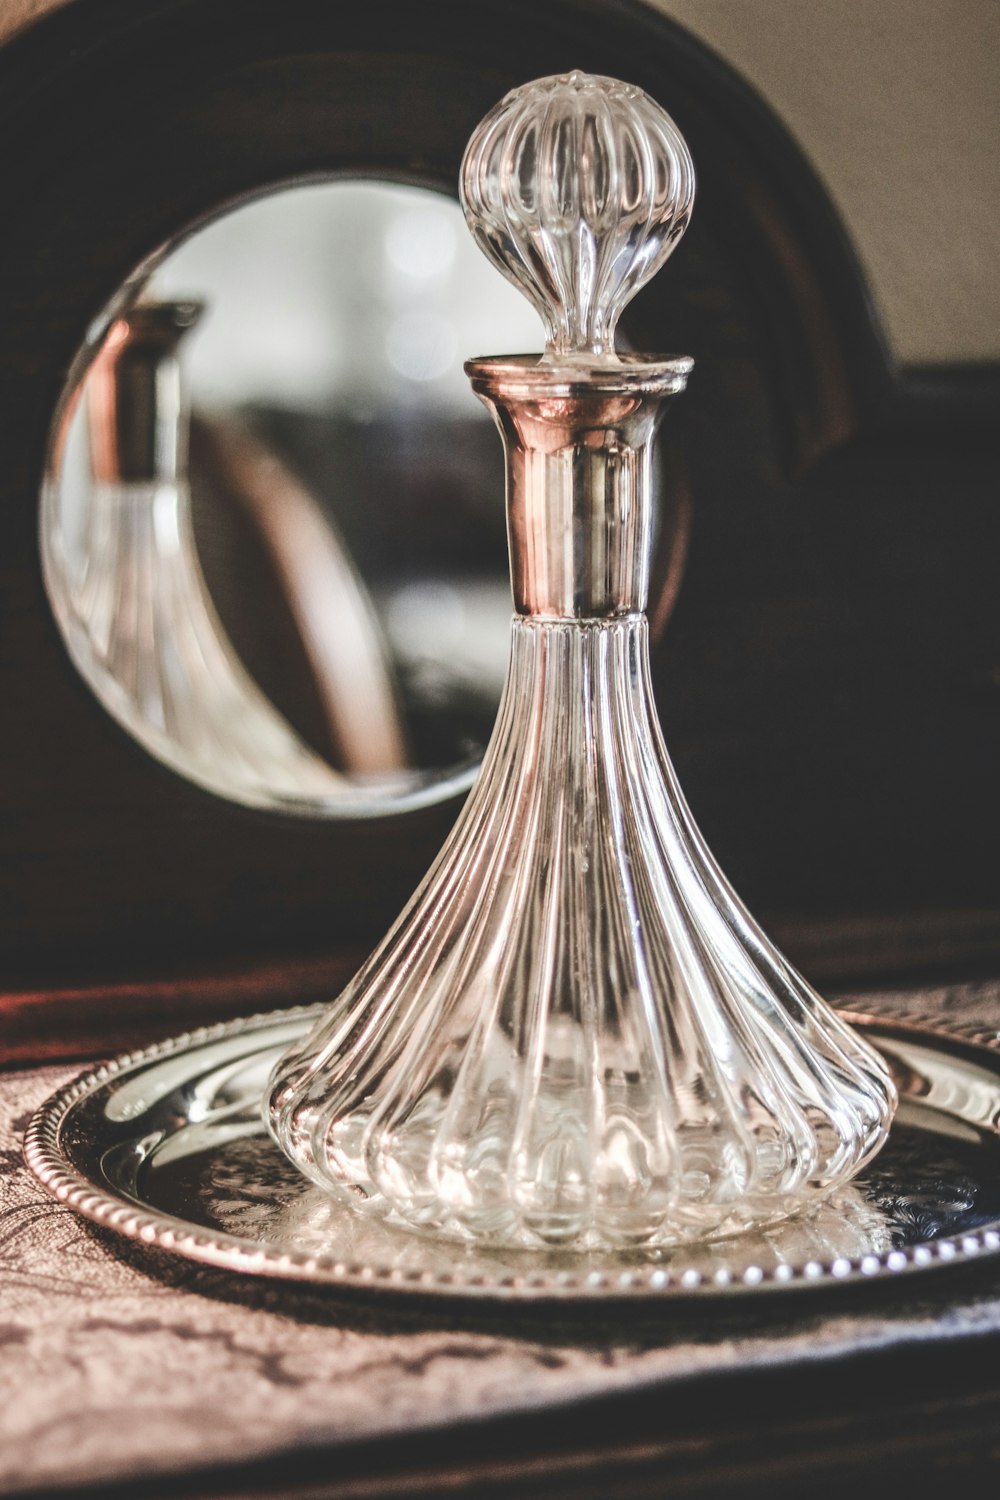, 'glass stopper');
266,74,896,1252
460,70,695,359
